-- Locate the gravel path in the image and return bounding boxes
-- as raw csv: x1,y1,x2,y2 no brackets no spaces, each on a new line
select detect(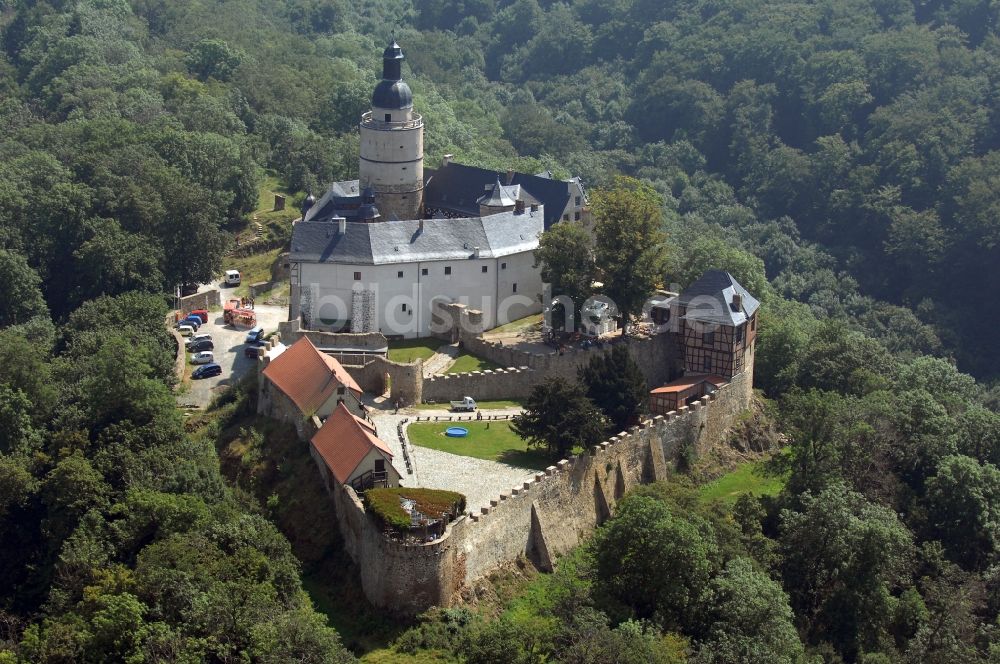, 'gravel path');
369,406,534,513
421,343,461,377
